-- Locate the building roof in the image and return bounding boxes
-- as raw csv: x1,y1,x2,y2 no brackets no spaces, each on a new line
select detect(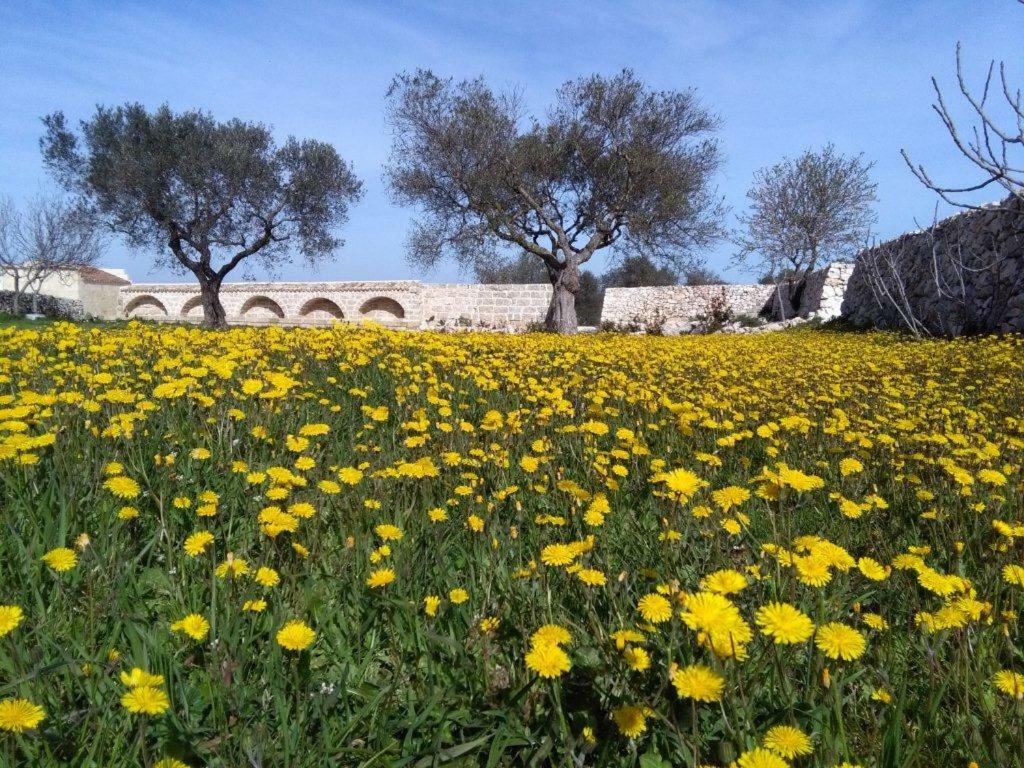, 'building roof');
80,266,131,286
